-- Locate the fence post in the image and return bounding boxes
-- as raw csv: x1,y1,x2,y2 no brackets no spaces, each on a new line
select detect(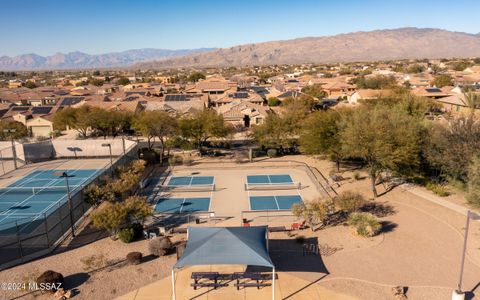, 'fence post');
44,212,50,247
15,221,24,261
